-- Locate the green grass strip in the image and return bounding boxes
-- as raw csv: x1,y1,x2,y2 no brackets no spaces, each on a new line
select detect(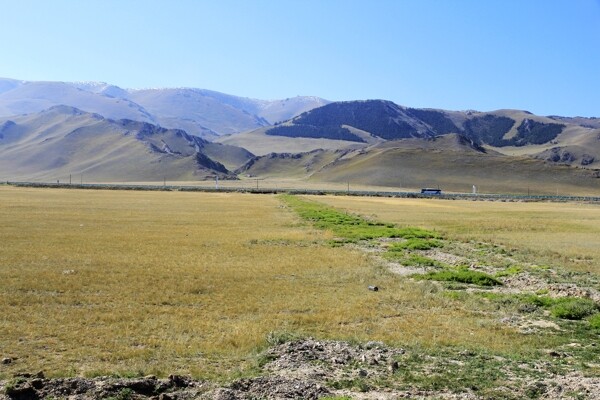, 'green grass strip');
415,269,502,287
281,194,440,242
